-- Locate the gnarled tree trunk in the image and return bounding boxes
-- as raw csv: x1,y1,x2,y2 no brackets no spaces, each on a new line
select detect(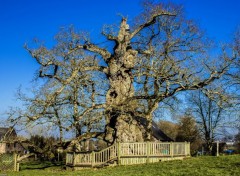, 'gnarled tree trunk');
104,19,145,143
